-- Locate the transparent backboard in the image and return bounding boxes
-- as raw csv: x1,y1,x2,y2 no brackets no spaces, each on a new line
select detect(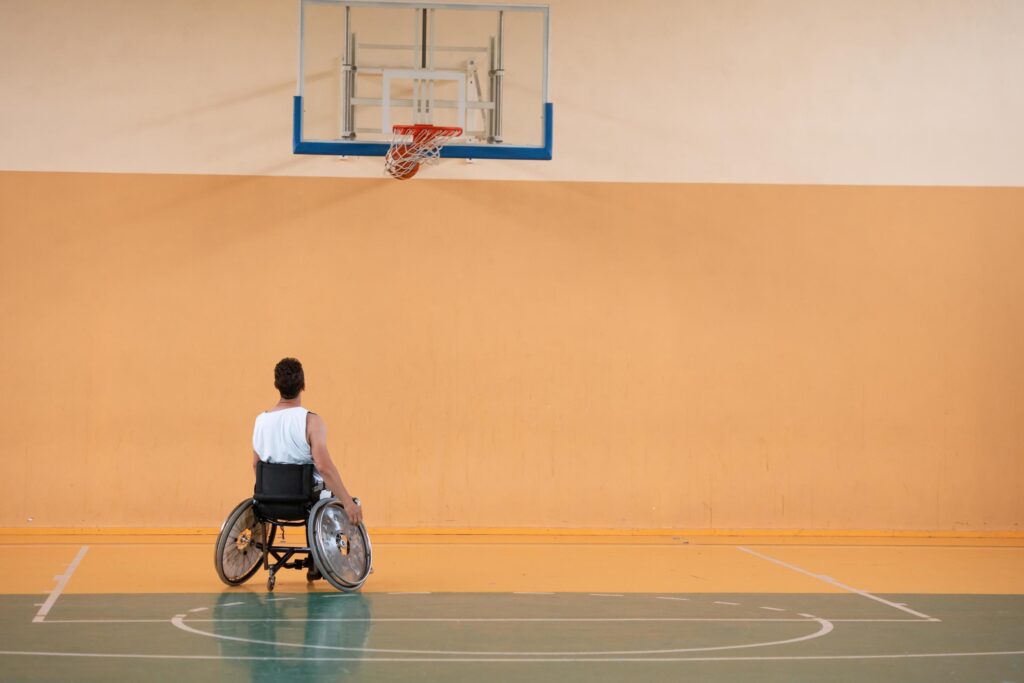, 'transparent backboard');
295,0,551,159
